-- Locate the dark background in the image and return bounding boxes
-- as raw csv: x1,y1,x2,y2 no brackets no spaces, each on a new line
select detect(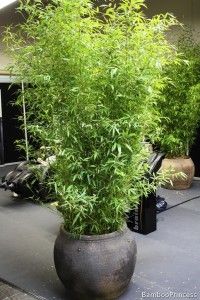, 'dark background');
0,83,24,164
